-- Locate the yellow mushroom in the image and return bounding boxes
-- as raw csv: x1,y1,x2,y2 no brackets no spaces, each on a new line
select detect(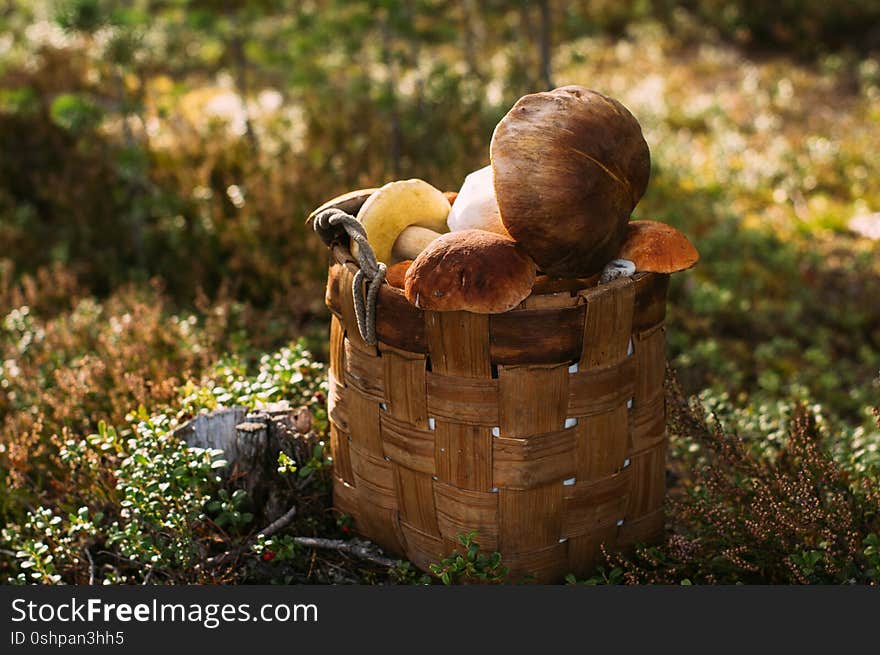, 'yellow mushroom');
353,179,451,264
